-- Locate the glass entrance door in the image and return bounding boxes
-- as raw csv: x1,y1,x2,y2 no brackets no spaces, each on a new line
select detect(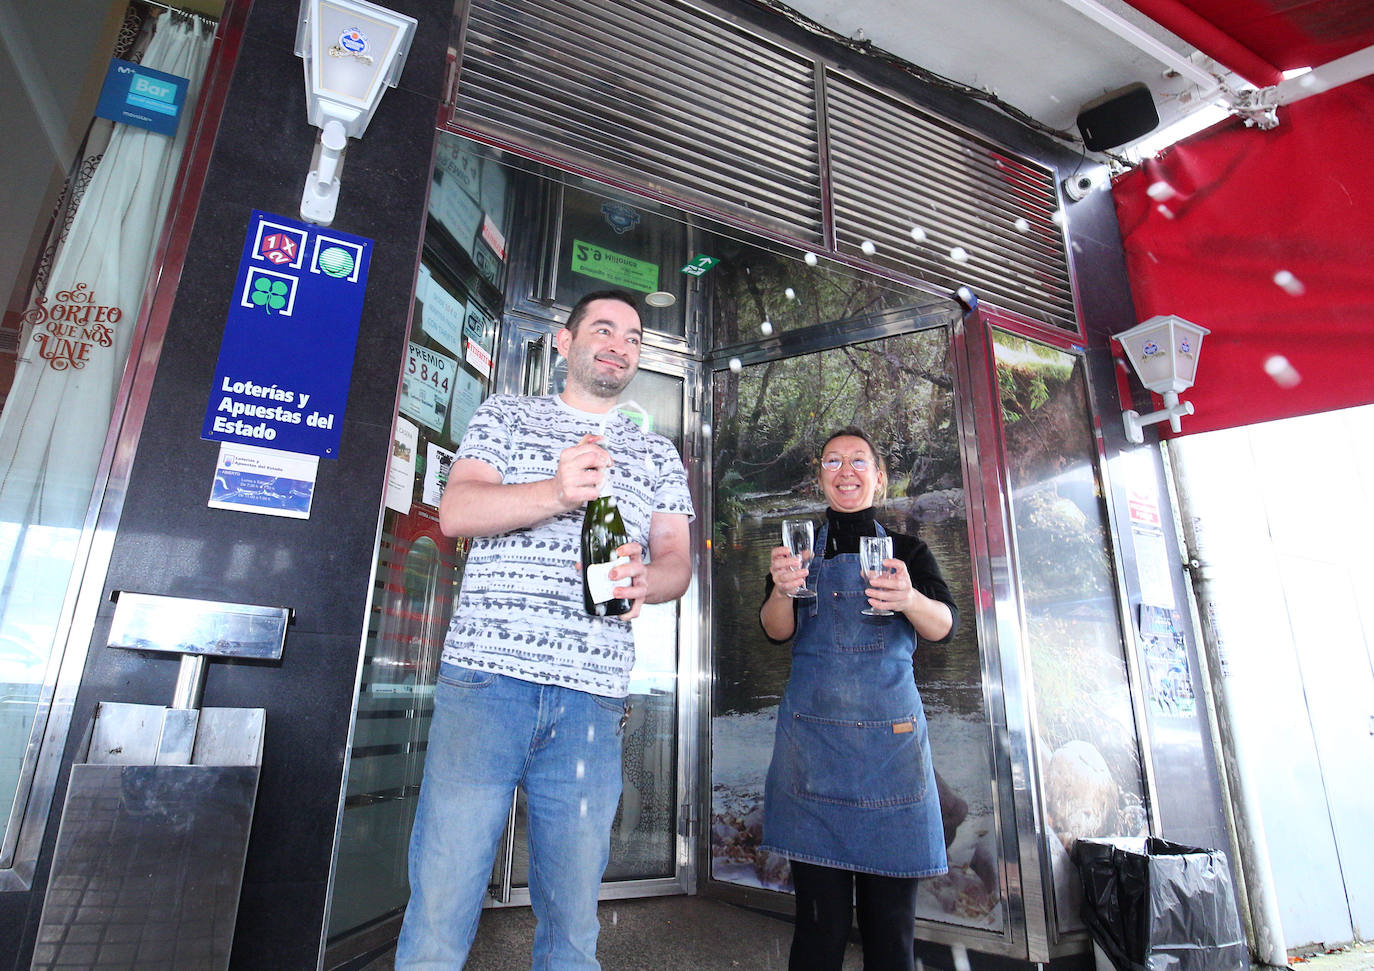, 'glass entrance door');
494,328,696,900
